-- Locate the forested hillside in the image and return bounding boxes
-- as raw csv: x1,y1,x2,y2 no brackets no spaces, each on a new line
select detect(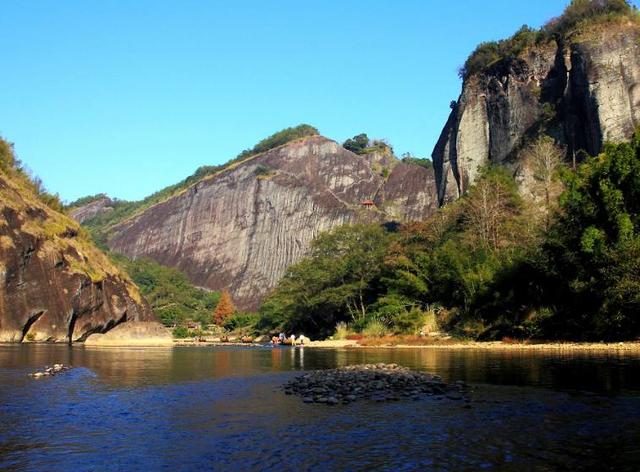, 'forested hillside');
258,133,640,341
